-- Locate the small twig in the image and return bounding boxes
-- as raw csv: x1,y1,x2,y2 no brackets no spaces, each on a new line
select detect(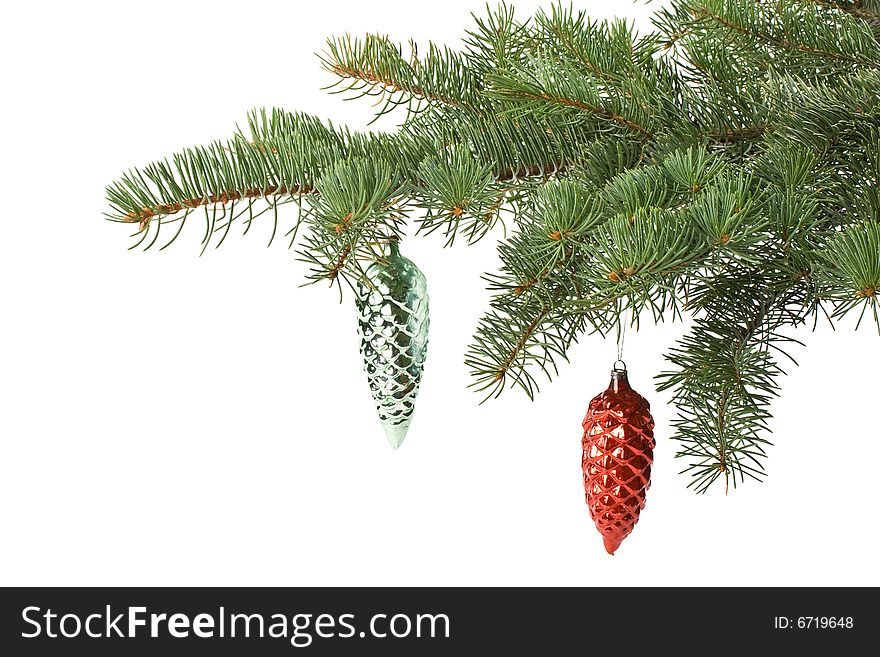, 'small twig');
513,90,654,138
326,63,462,108
326,244,353,281
702,124,769,143
494,307,549,381
124,184,316,225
